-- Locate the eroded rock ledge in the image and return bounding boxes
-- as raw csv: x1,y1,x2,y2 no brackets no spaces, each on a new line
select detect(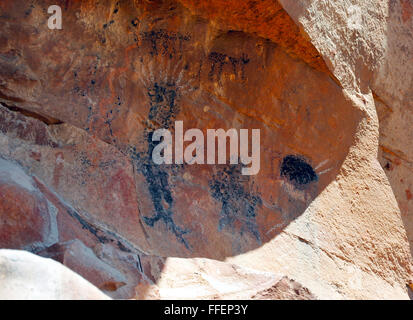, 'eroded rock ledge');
0,0,411,299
